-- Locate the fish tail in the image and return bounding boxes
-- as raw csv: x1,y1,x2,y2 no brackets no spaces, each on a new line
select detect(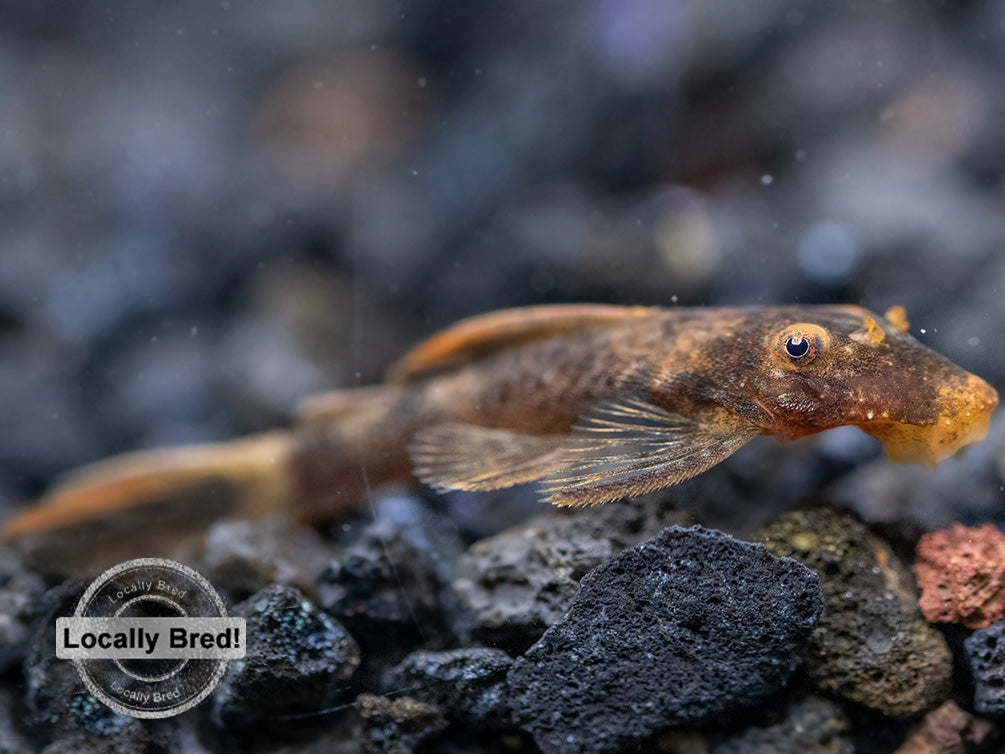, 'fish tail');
3,385,418,572
1,431,294,550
